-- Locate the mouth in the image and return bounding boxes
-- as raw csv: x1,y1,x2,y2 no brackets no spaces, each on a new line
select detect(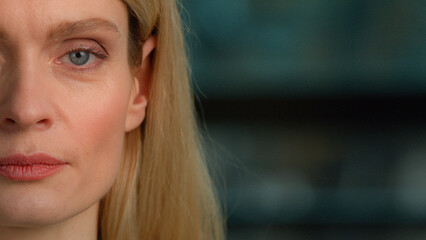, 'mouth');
0,153,67,181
